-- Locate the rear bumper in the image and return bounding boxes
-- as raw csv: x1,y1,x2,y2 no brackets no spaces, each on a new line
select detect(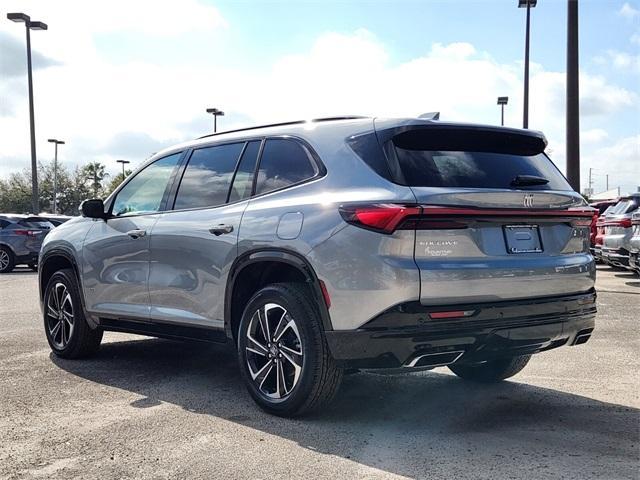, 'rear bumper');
15,252,39,265
601,247,629,267
325,291,597,368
